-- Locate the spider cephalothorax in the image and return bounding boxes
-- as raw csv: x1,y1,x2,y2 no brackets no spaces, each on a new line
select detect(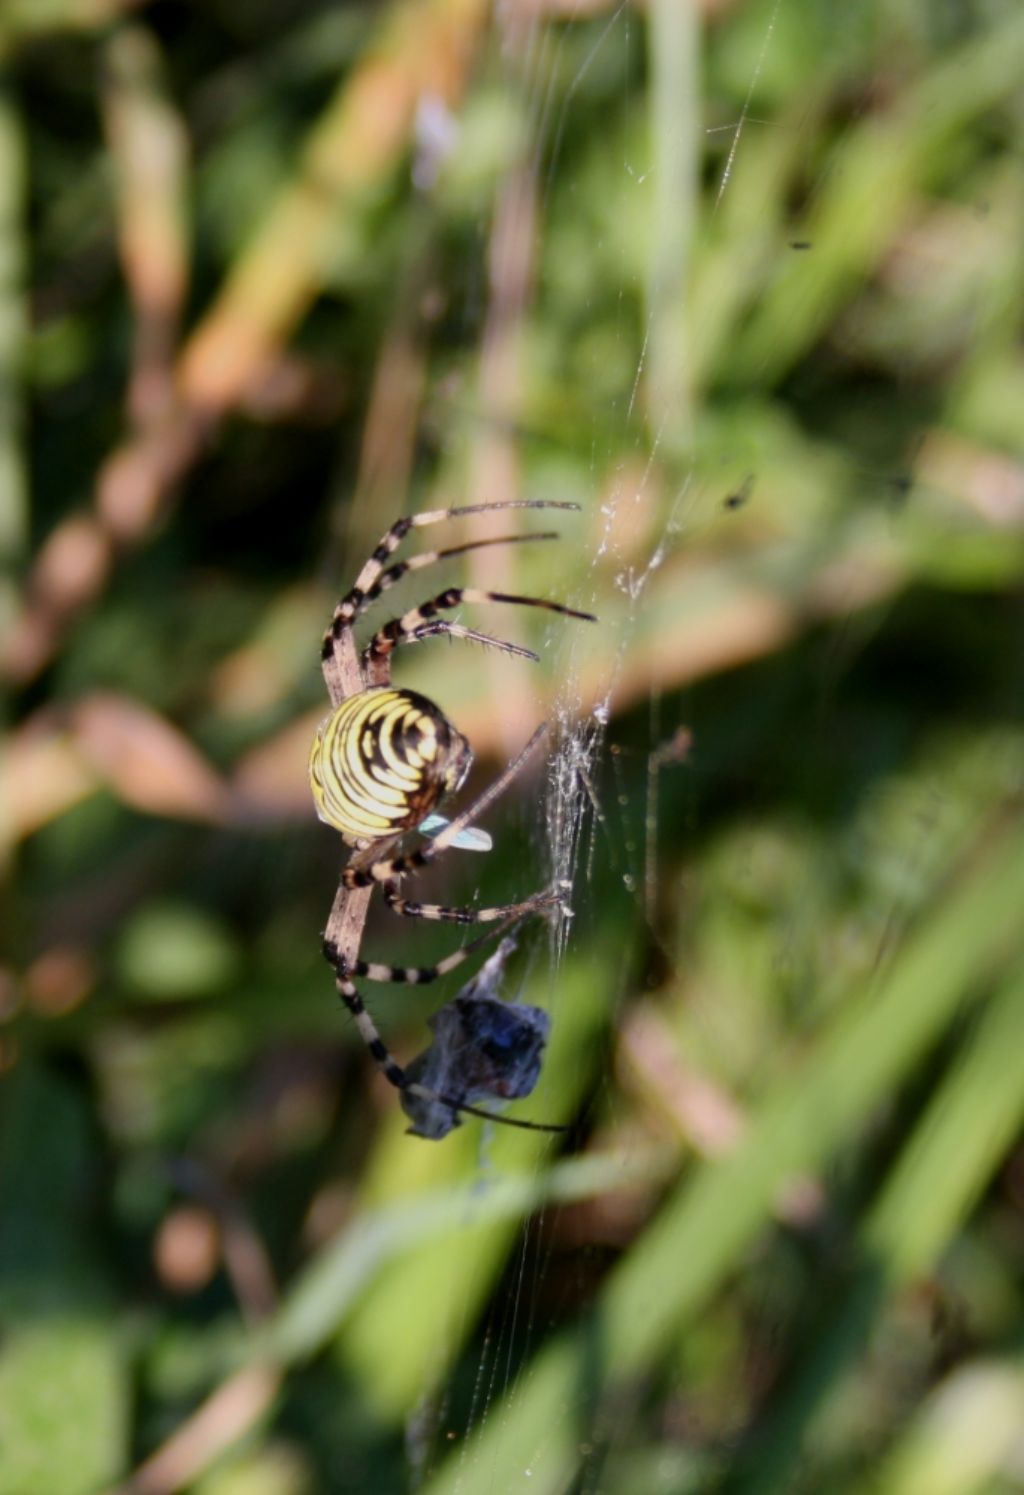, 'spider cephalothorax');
311,500,594,1134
